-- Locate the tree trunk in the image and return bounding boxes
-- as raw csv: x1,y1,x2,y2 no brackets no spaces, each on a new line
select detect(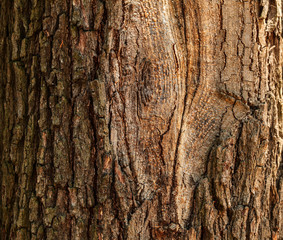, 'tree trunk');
0,0,282,239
